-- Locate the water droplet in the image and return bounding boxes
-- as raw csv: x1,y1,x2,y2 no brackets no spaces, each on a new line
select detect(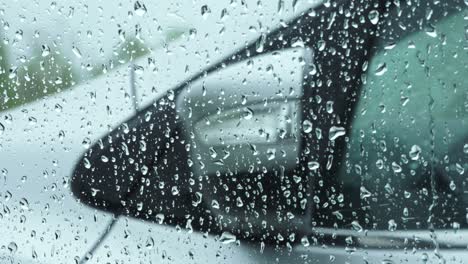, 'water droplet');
58,130,65,140
72,46,82,58
456,163,464,175
292,0,299,11
391,162,402,173
54,103,63,112
425,24,437,38
145,237,154,249
219,232,236,244
209,147,217,158
101,155,109,163
404,191,411,199
7,242,17,254
241,95,248,105
400,96,410,106
0,122,5,135
220,8,228,20
421,252,429,263
134,65,144,75
326,101,334,114
15,29,23,40
337,194,344,203
155,213,164,224
236,197,244,207
375,63,387,76
368,10,379,25
8,67,17,79
315,128,322,139
41,44,50,57
134,1,147,16
90,188,100,197
28,117,37,125
327,157,335,171
388,219,397,231
275,0,284,13
279,128,287,139
83,157,91,169
171,186,179,195
317,39,326,51
256,33,266,53
449,180,456,191
360,186,371,199
19,198,29,210
332,211,343,220
213,159,225,166
351,220,363,232
187,159,194,167
211,199,220,209
384,183,394,194
300,236,310,247
201,5,211,19
141,165,148,175
266,148,276,160
136,202,143,211
118,29,126,42
376,159,384,169
307,161,320,170
313,195,320,203
82,137,91,149
2,192,11,204
403,207,409,217
291,37,304,48
409,145,422,160
302,120,313,133
54,230,61,239
329,126,345,141
243,107,254,120
464,144,468,154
